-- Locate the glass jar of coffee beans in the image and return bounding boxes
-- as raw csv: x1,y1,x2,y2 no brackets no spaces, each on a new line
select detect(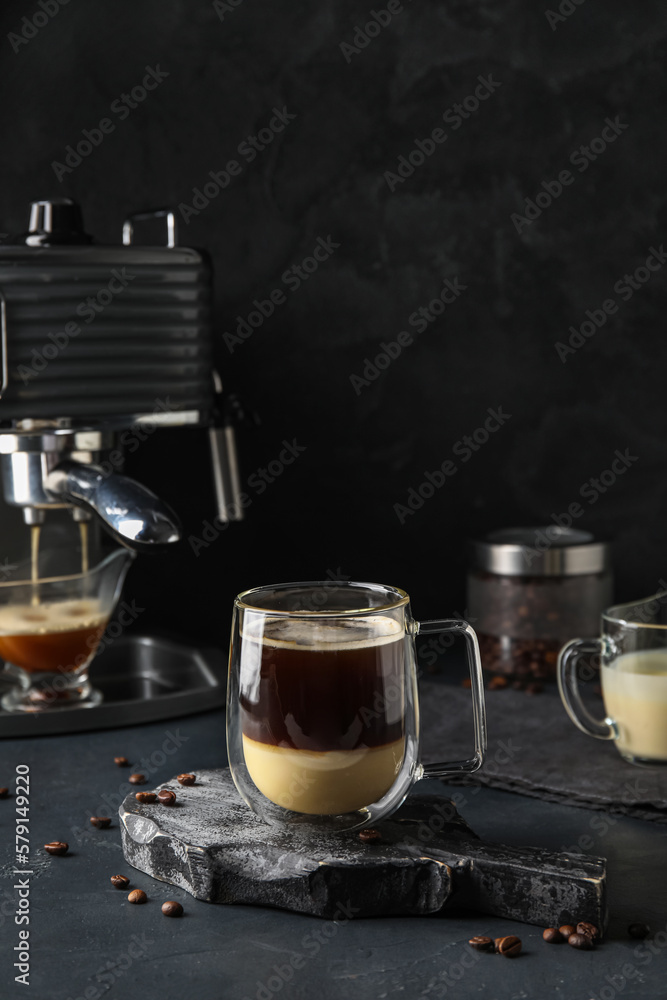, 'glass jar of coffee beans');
467,528,612,683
